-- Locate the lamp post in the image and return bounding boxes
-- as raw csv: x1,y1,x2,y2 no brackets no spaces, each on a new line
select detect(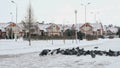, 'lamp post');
75,10,78,44
11,1,18,41
81,2,90,39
